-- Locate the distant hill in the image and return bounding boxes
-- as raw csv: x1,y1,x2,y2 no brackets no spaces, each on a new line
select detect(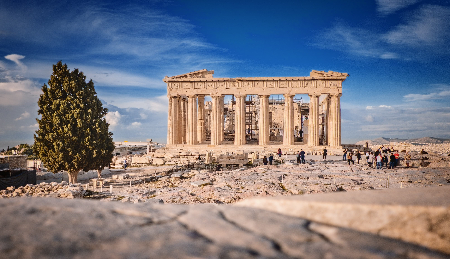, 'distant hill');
355,137,450,145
